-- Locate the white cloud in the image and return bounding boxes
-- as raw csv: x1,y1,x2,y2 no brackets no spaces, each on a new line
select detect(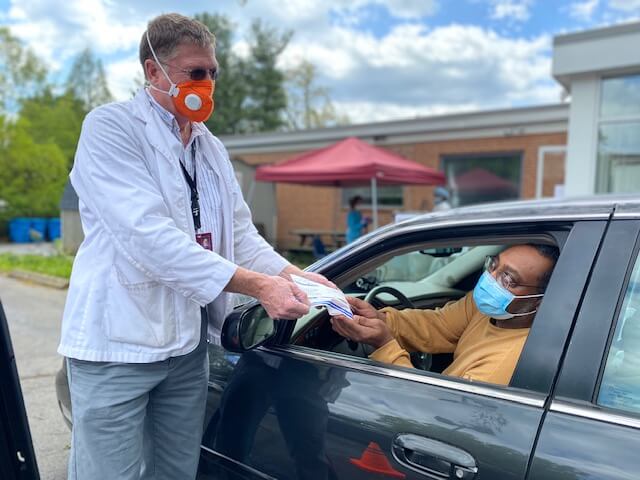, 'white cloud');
341,0,438,19
569,0,600,21
280,22,558,118
4,0,145,69
334,100,480,123
490,0,533,22
608,0,640,12
1,0,561,125
106,55,144,101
